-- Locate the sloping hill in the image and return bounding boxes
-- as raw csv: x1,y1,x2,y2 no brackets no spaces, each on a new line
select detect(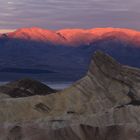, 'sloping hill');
0,78,56,98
